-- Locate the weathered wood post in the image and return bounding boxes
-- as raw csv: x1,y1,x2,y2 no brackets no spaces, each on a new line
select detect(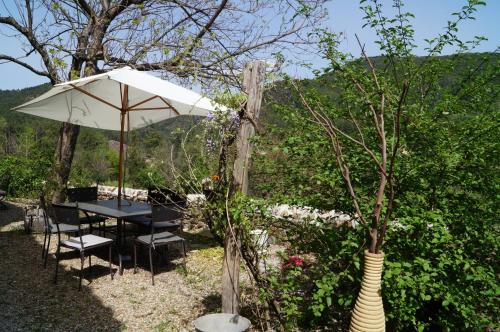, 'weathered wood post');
221,60,266,314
